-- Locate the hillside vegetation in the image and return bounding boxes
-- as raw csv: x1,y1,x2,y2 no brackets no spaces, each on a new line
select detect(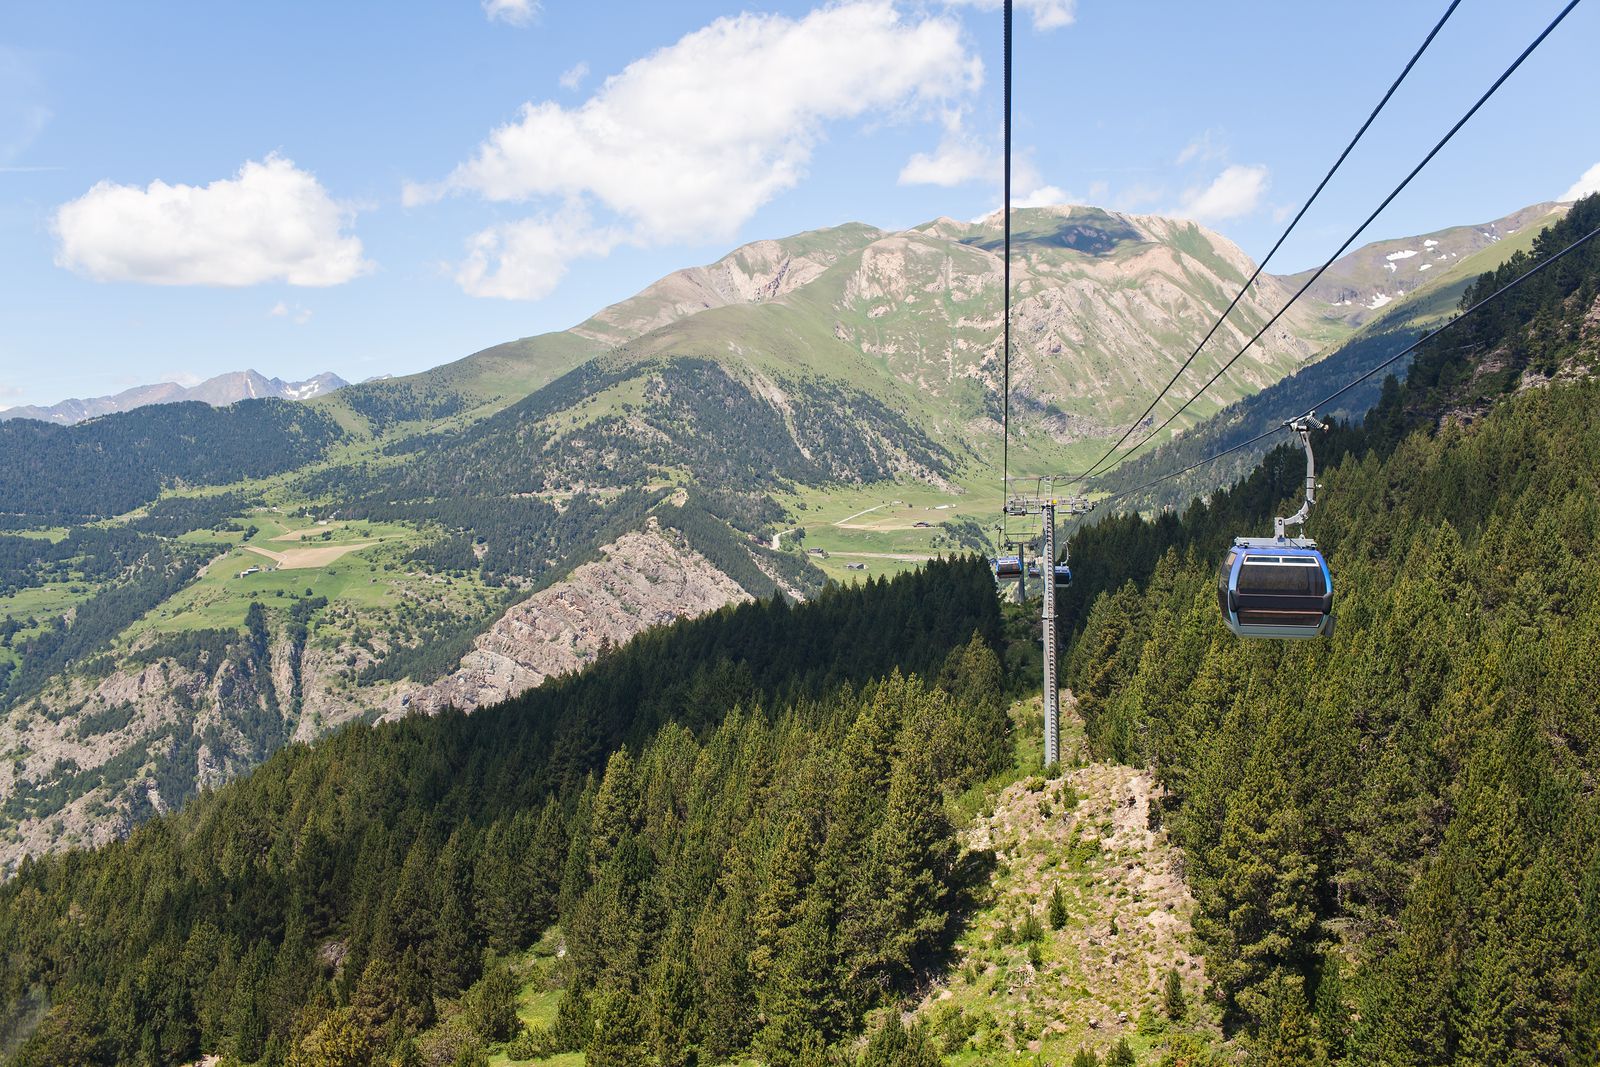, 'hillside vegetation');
1056,197,1600,1061
0,559,1004,1066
